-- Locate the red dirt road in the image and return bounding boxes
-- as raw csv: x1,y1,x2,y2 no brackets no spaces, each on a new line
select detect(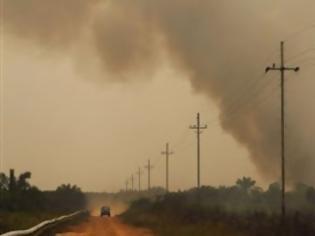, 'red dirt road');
57,216,154,236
